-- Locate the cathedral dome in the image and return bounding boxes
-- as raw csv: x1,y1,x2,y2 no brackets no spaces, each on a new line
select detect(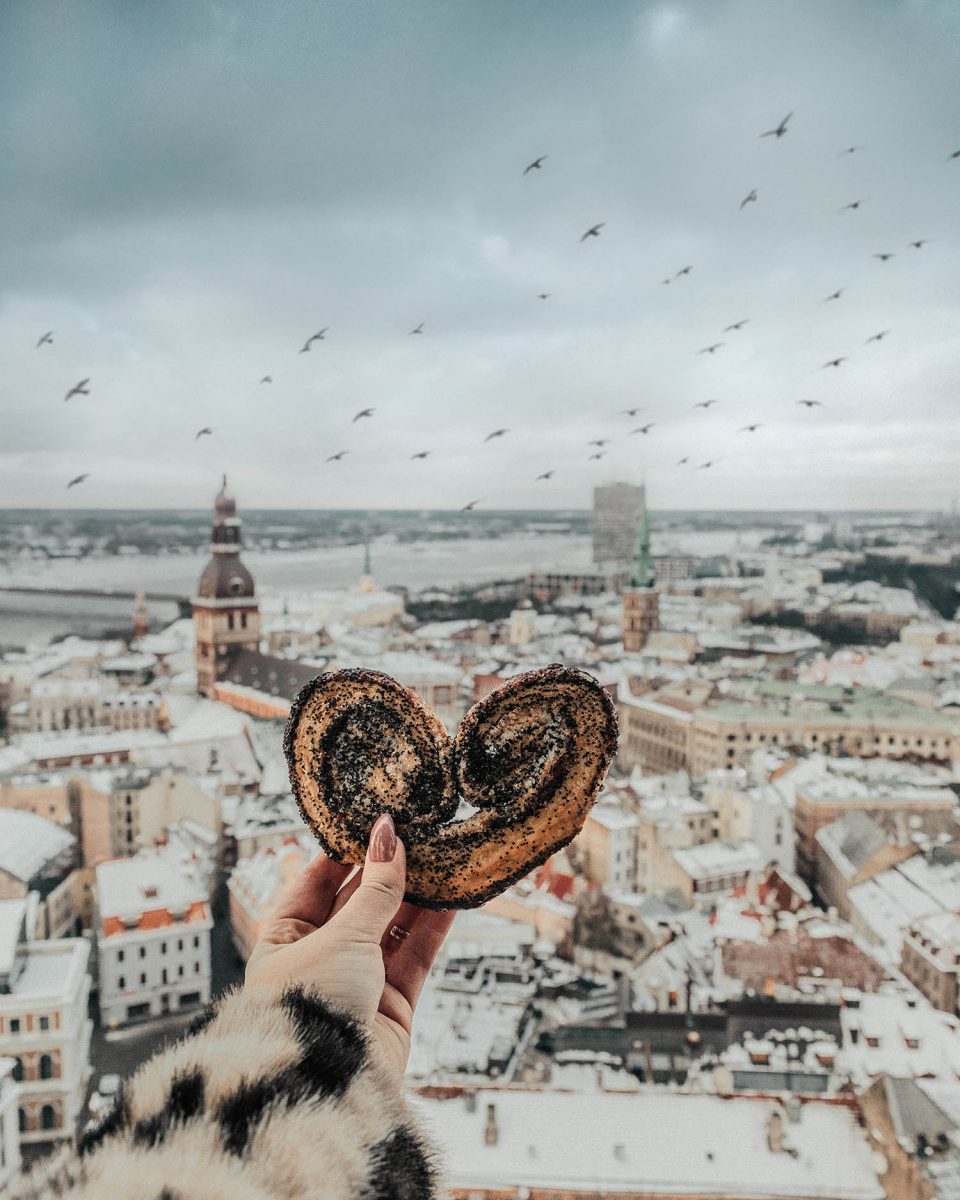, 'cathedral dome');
196,556,255,600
